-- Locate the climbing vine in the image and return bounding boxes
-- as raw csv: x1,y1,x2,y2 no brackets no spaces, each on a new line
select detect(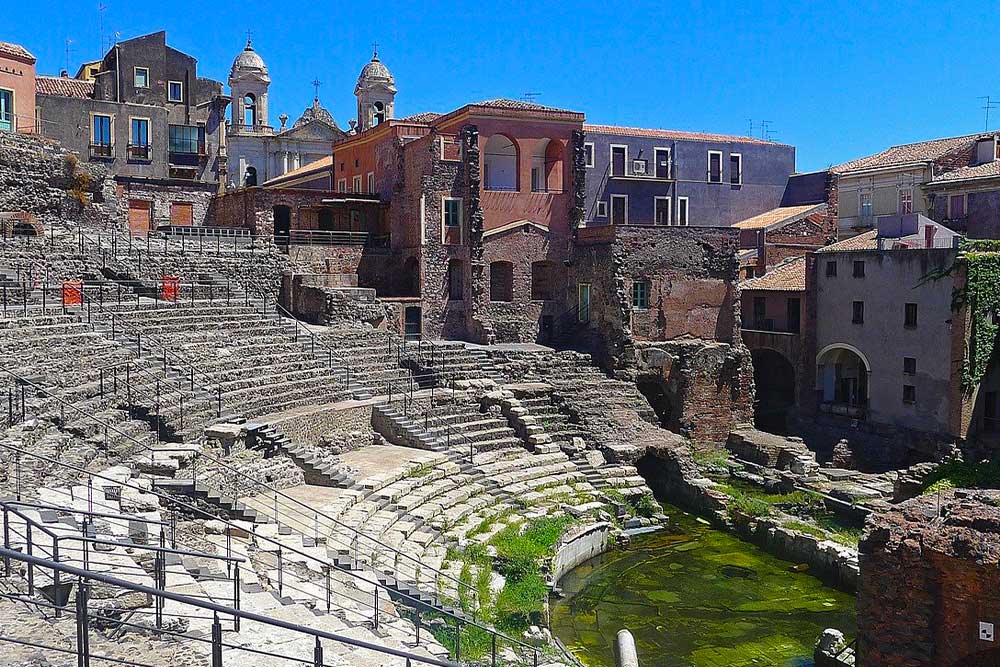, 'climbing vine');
960,240,1000,389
